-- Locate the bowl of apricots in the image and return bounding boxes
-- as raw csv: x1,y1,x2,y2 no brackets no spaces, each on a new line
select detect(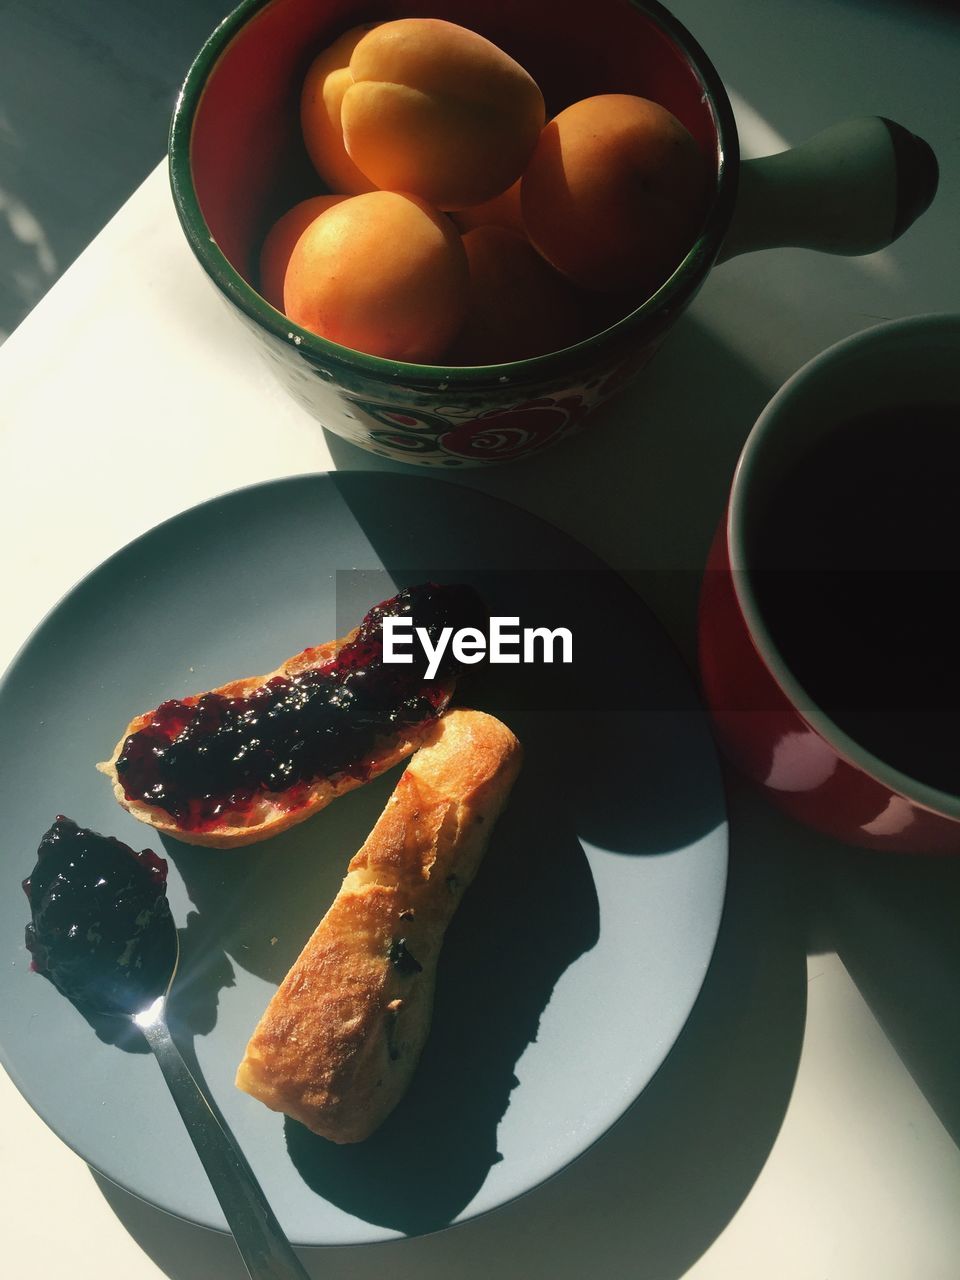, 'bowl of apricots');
169,1,937,466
